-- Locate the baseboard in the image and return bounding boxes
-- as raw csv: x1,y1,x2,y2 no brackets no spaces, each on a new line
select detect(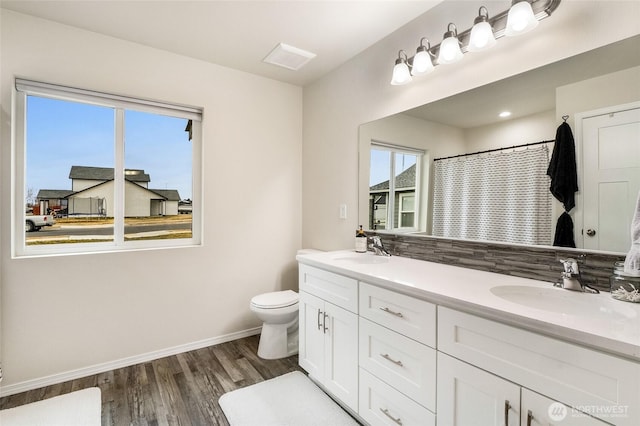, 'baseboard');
0,327,262,398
